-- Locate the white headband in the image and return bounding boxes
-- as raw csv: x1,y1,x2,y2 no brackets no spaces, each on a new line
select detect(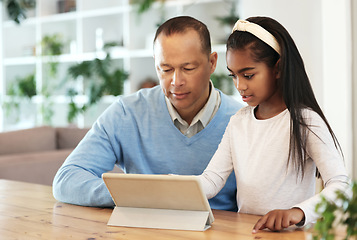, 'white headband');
232,20,281,55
